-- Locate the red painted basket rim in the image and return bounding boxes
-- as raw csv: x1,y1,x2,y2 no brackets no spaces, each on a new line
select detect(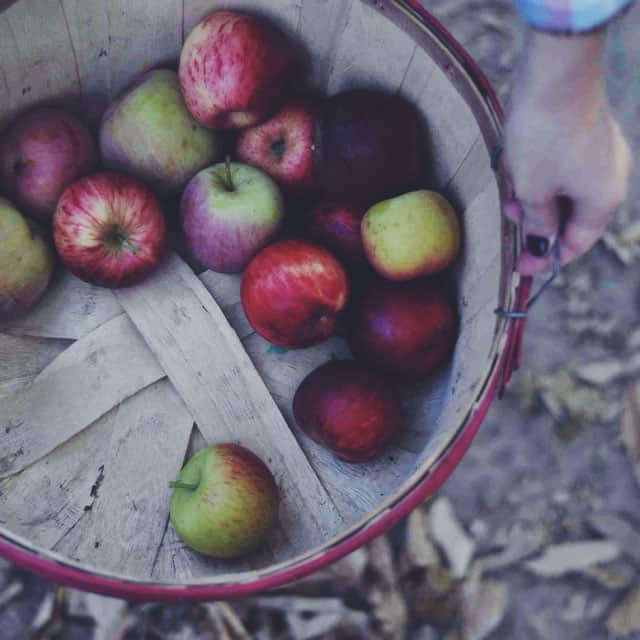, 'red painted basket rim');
0,0,519,601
